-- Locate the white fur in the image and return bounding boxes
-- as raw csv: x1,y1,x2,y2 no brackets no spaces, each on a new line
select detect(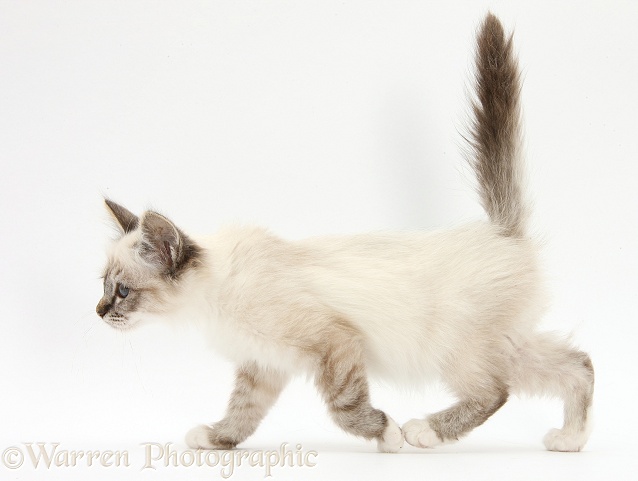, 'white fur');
403,419,443,448
543,427,591,452
185,222,544,385
377,417,404,453
185,425,216,450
